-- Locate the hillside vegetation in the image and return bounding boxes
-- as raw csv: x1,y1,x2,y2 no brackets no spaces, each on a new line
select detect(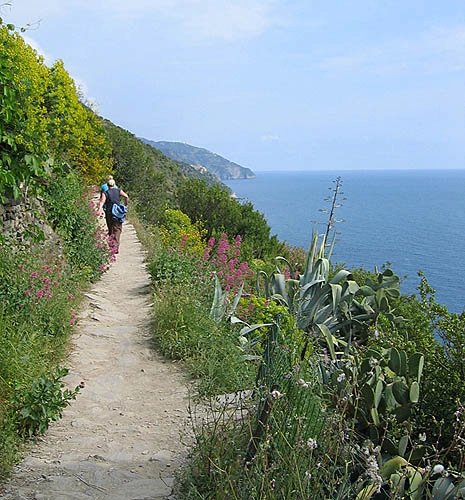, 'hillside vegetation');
1,19,465,499
141,139,256,180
